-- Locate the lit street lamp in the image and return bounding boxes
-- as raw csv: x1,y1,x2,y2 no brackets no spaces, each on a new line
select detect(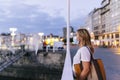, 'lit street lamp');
9,28,17,46
38,32,44,42
38,32,44,36
38,32,44,50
